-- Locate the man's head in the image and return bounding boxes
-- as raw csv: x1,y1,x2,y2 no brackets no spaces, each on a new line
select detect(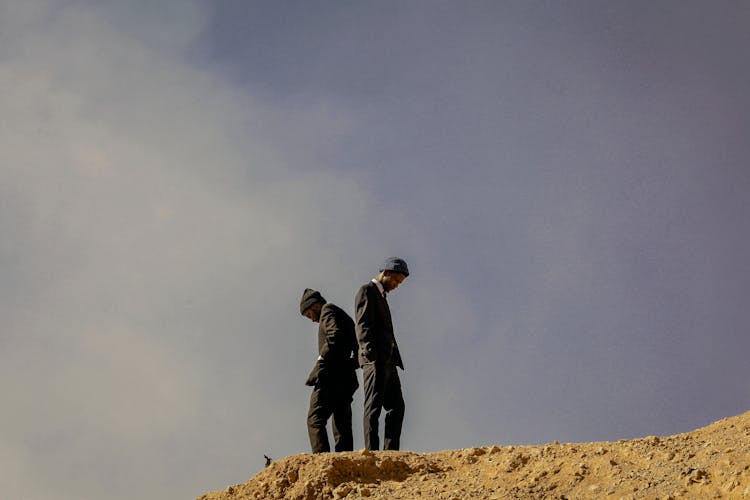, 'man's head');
300,288,325,323
376,257,409,292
